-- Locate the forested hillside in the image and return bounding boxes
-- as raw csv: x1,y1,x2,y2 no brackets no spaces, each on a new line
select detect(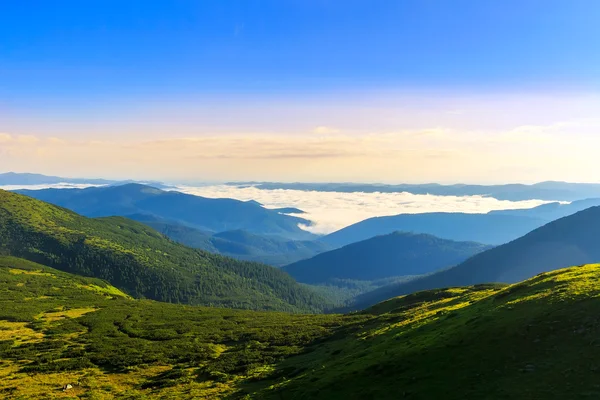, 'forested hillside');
16,184,314,240
0,190,328,312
